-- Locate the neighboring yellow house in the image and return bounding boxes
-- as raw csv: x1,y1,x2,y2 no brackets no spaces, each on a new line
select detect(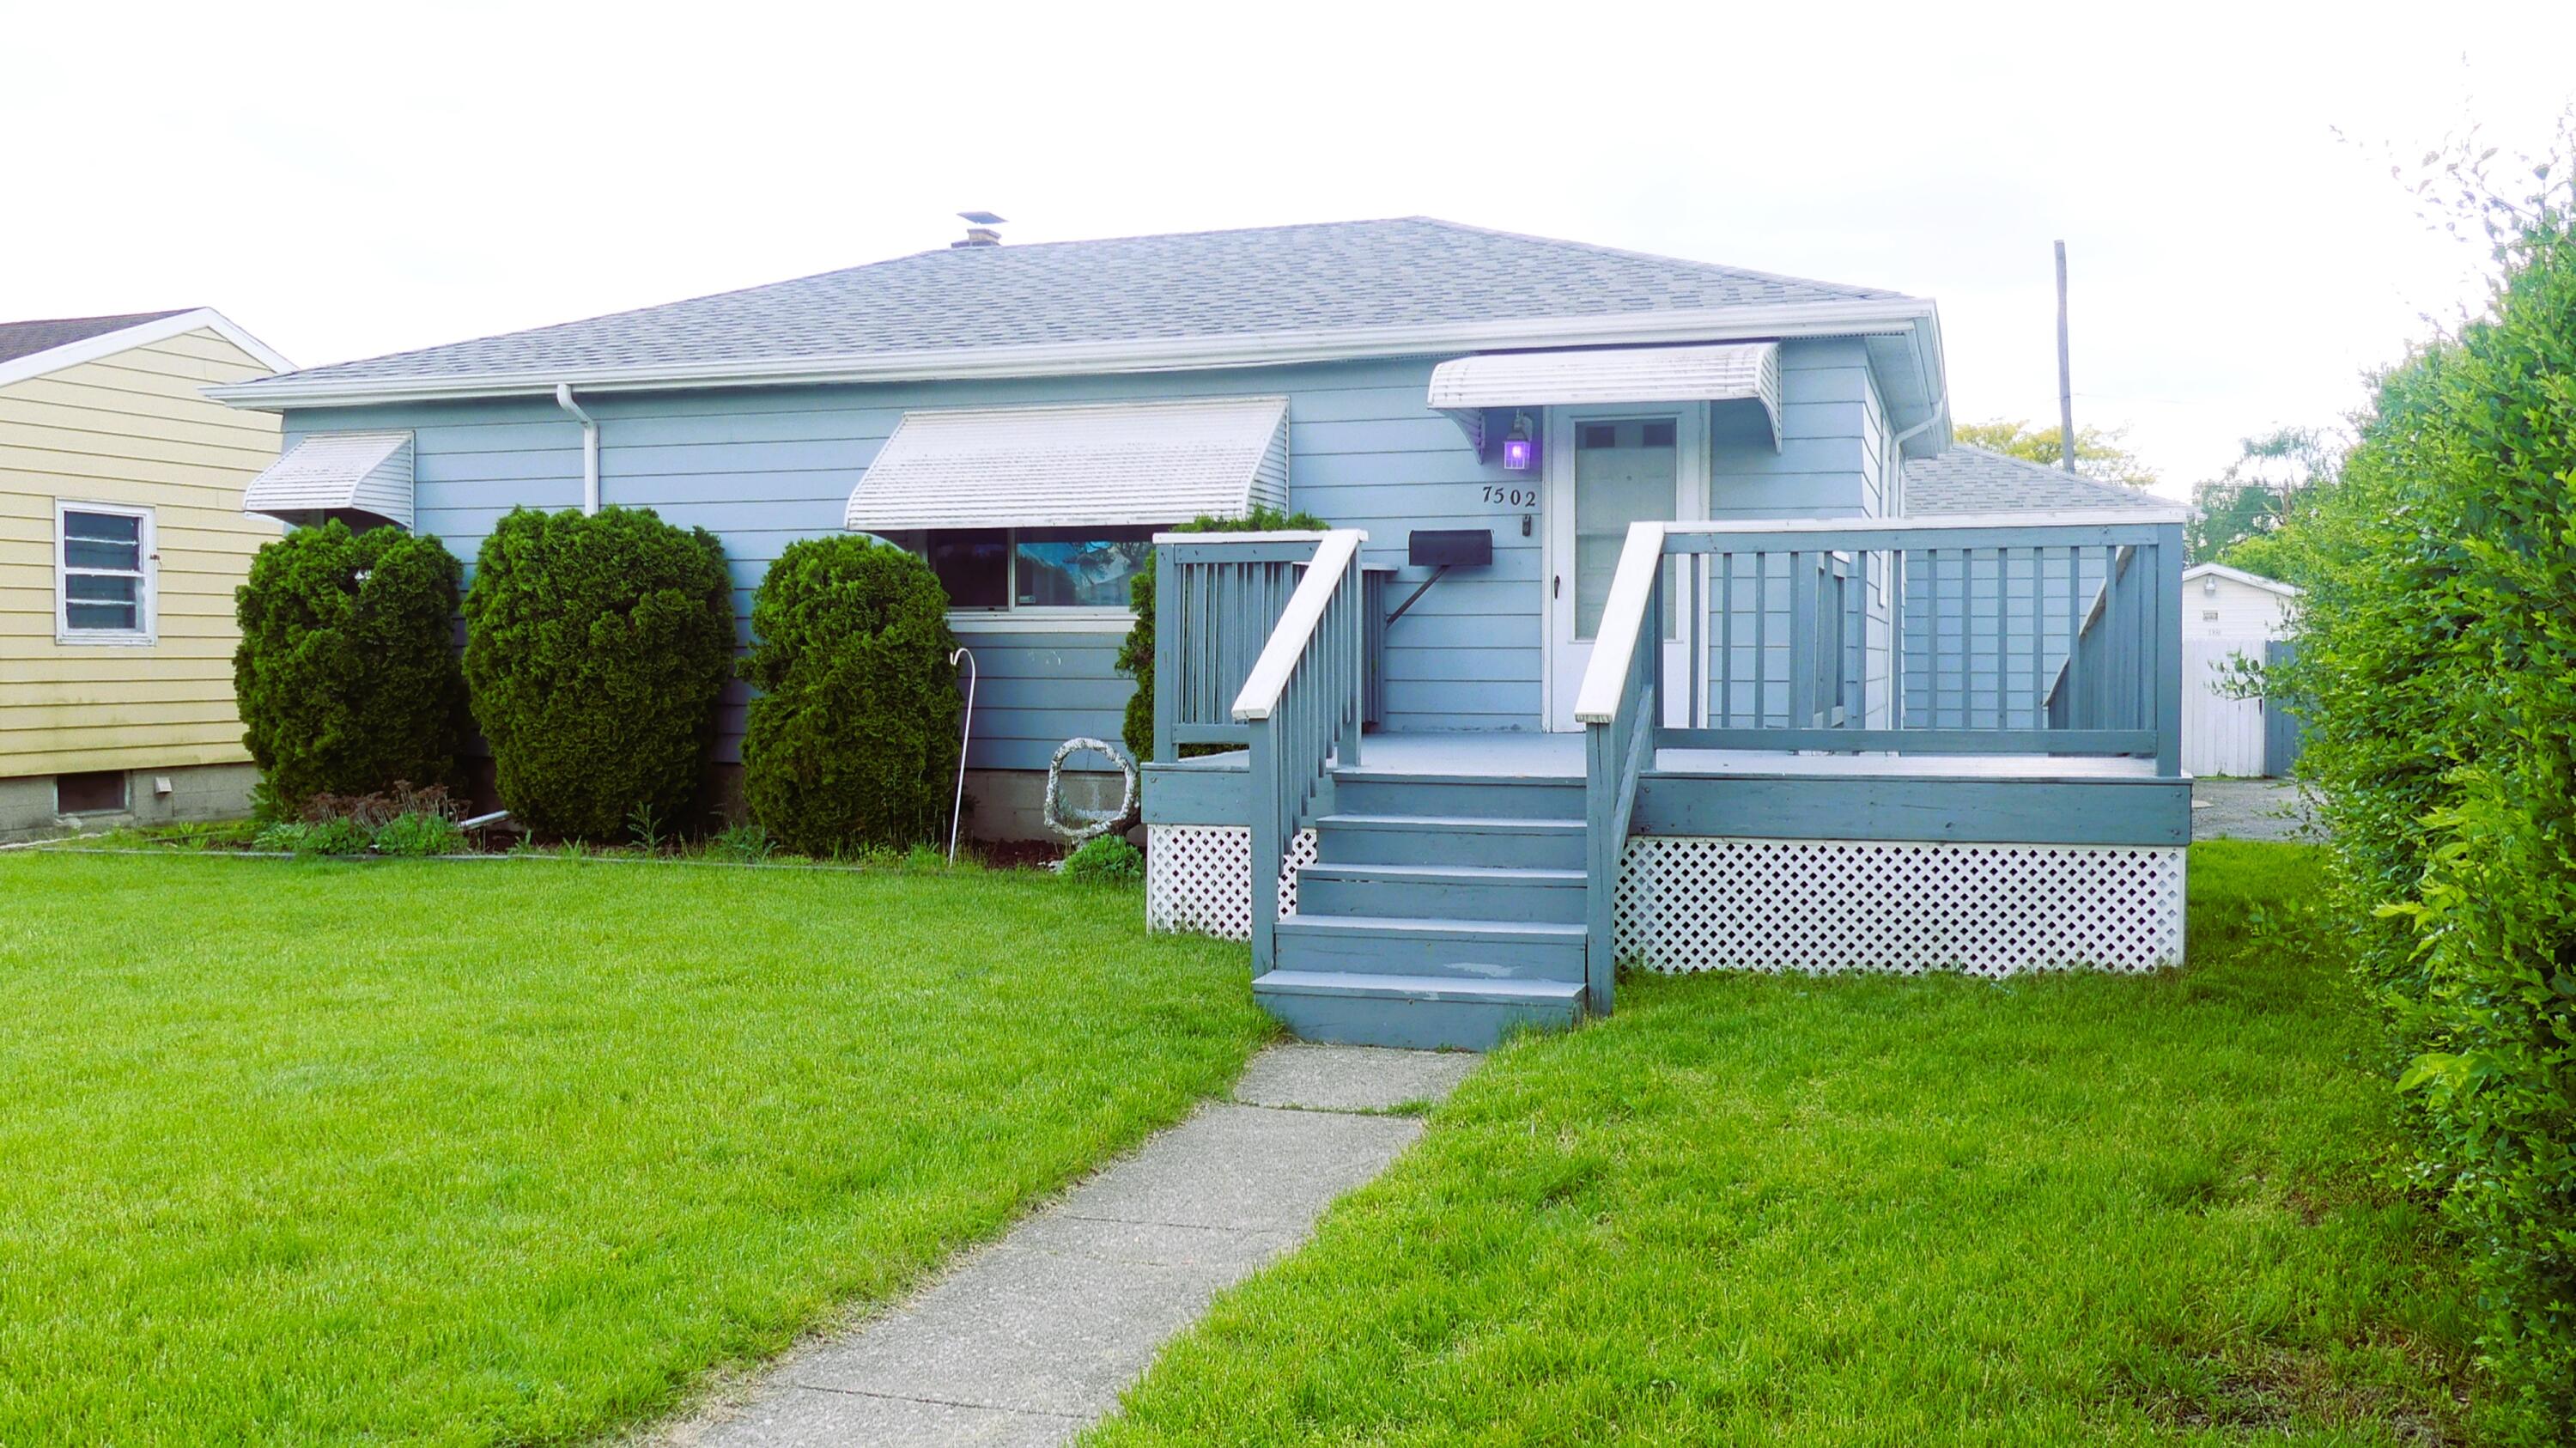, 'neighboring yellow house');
0,308,291,838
